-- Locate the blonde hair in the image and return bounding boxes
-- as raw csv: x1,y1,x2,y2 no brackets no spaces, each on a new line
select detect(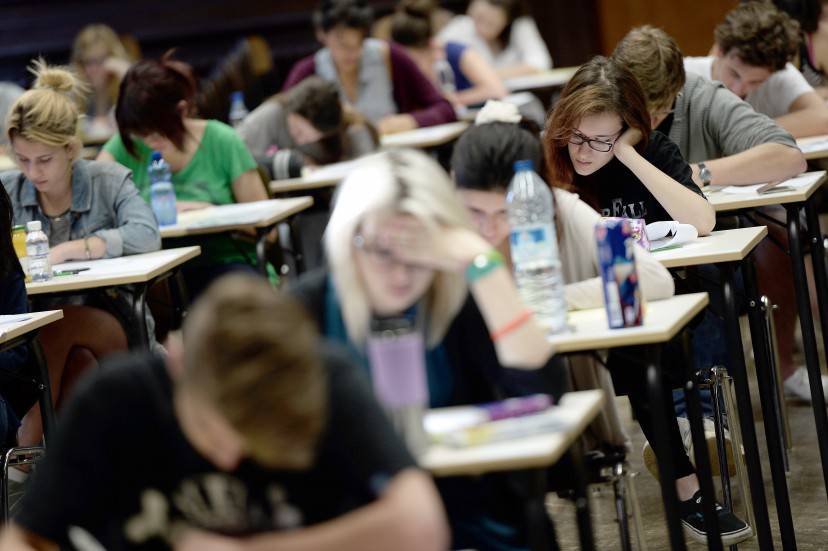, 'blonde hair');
71,24,131,107
6,59,88,150
325,149,470,347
